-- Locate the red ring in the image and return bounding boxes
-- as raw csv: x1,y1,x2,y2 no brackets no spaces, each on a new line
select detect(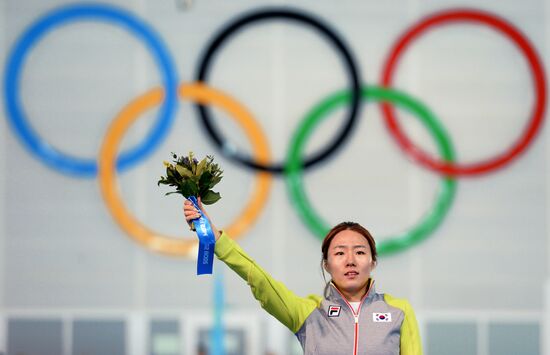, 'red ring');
380,9,547,176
